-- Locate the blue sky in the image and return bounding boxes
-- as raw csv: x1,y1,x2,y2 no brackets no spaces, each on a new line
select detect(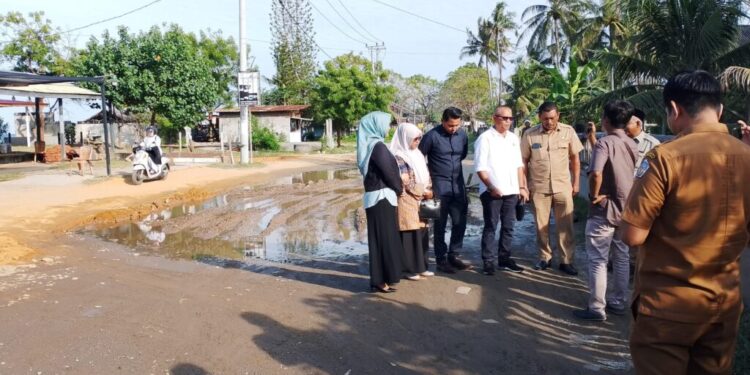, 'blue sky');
1,0,530,123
